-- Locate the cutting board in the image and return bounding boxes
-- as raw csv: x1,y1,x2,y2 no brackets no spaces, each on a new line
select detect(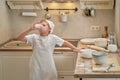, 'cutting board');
92,54,120,72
